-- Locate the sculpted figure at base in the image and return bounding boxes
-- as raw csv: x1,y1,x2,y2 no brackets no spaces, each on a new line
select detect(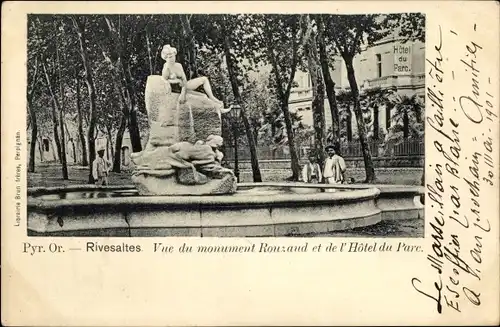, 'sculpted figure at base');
130,45,236,196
